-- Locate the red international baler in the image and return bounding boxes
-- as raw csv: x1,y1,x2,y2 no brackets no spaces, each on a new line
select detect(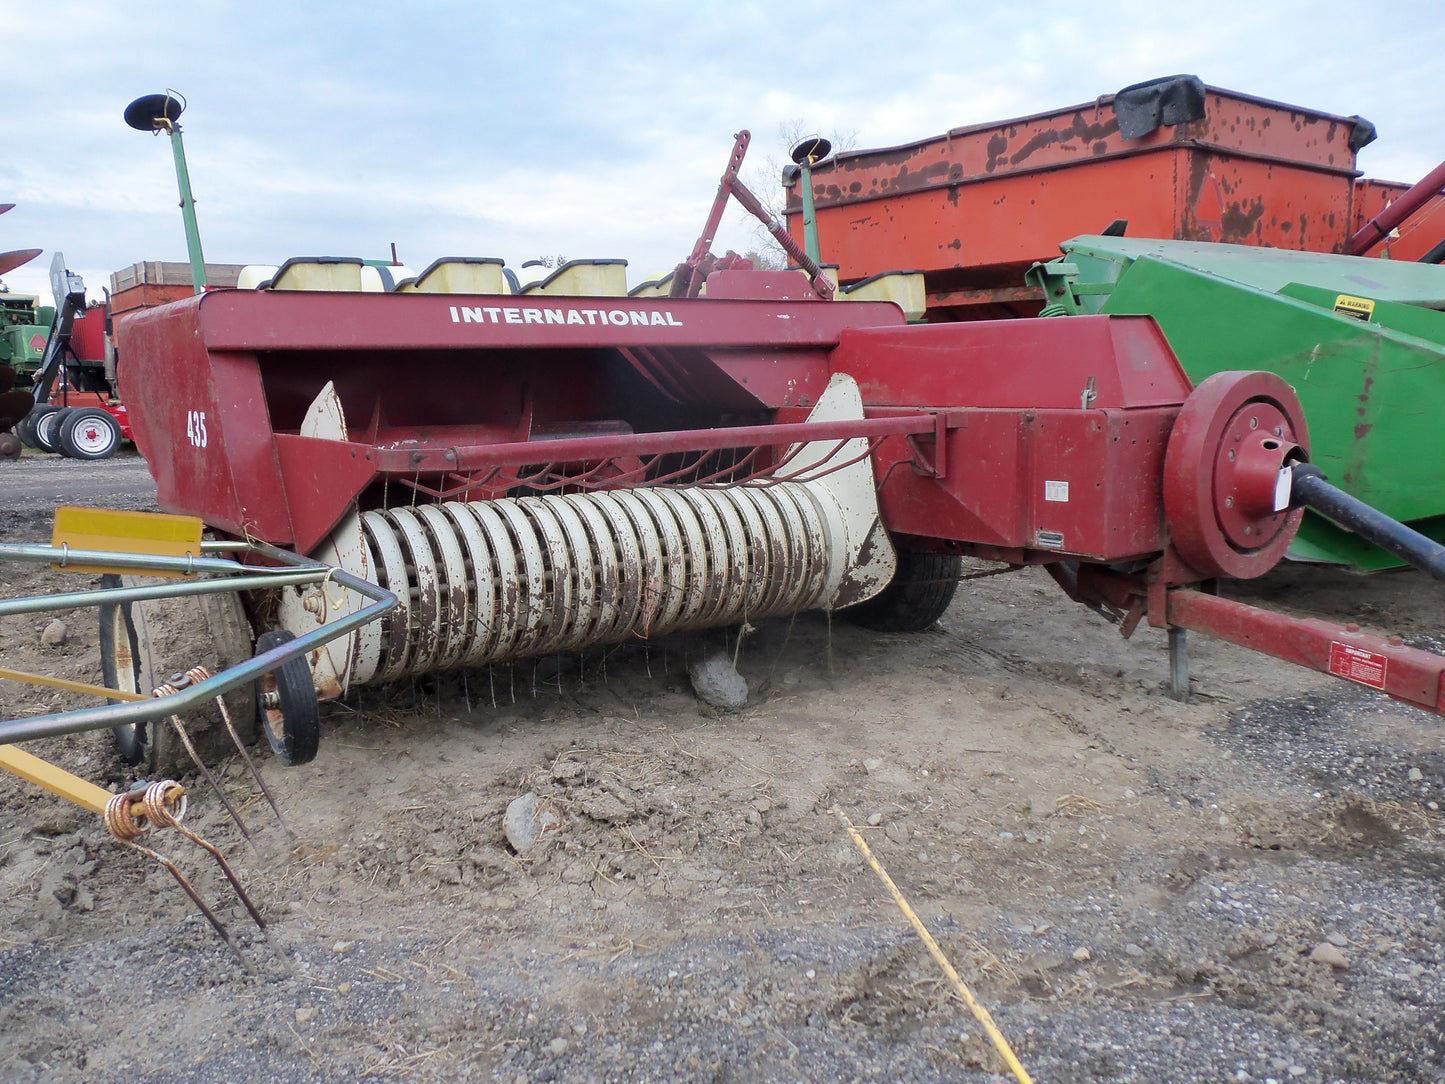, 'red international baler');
112,243,1445,768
